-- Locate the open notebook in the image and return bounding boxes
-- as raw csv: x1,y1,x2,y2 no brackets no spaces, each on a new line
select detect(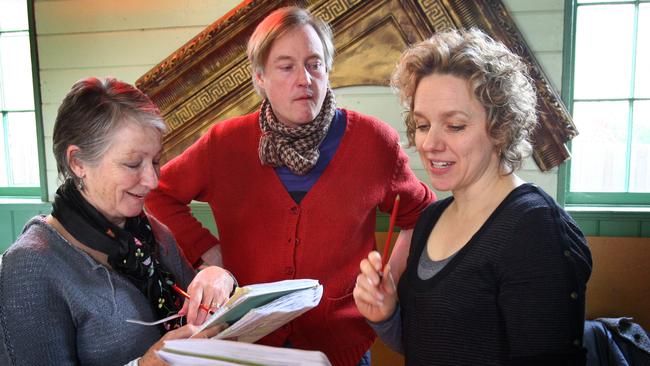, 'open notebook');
195,279,323,343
